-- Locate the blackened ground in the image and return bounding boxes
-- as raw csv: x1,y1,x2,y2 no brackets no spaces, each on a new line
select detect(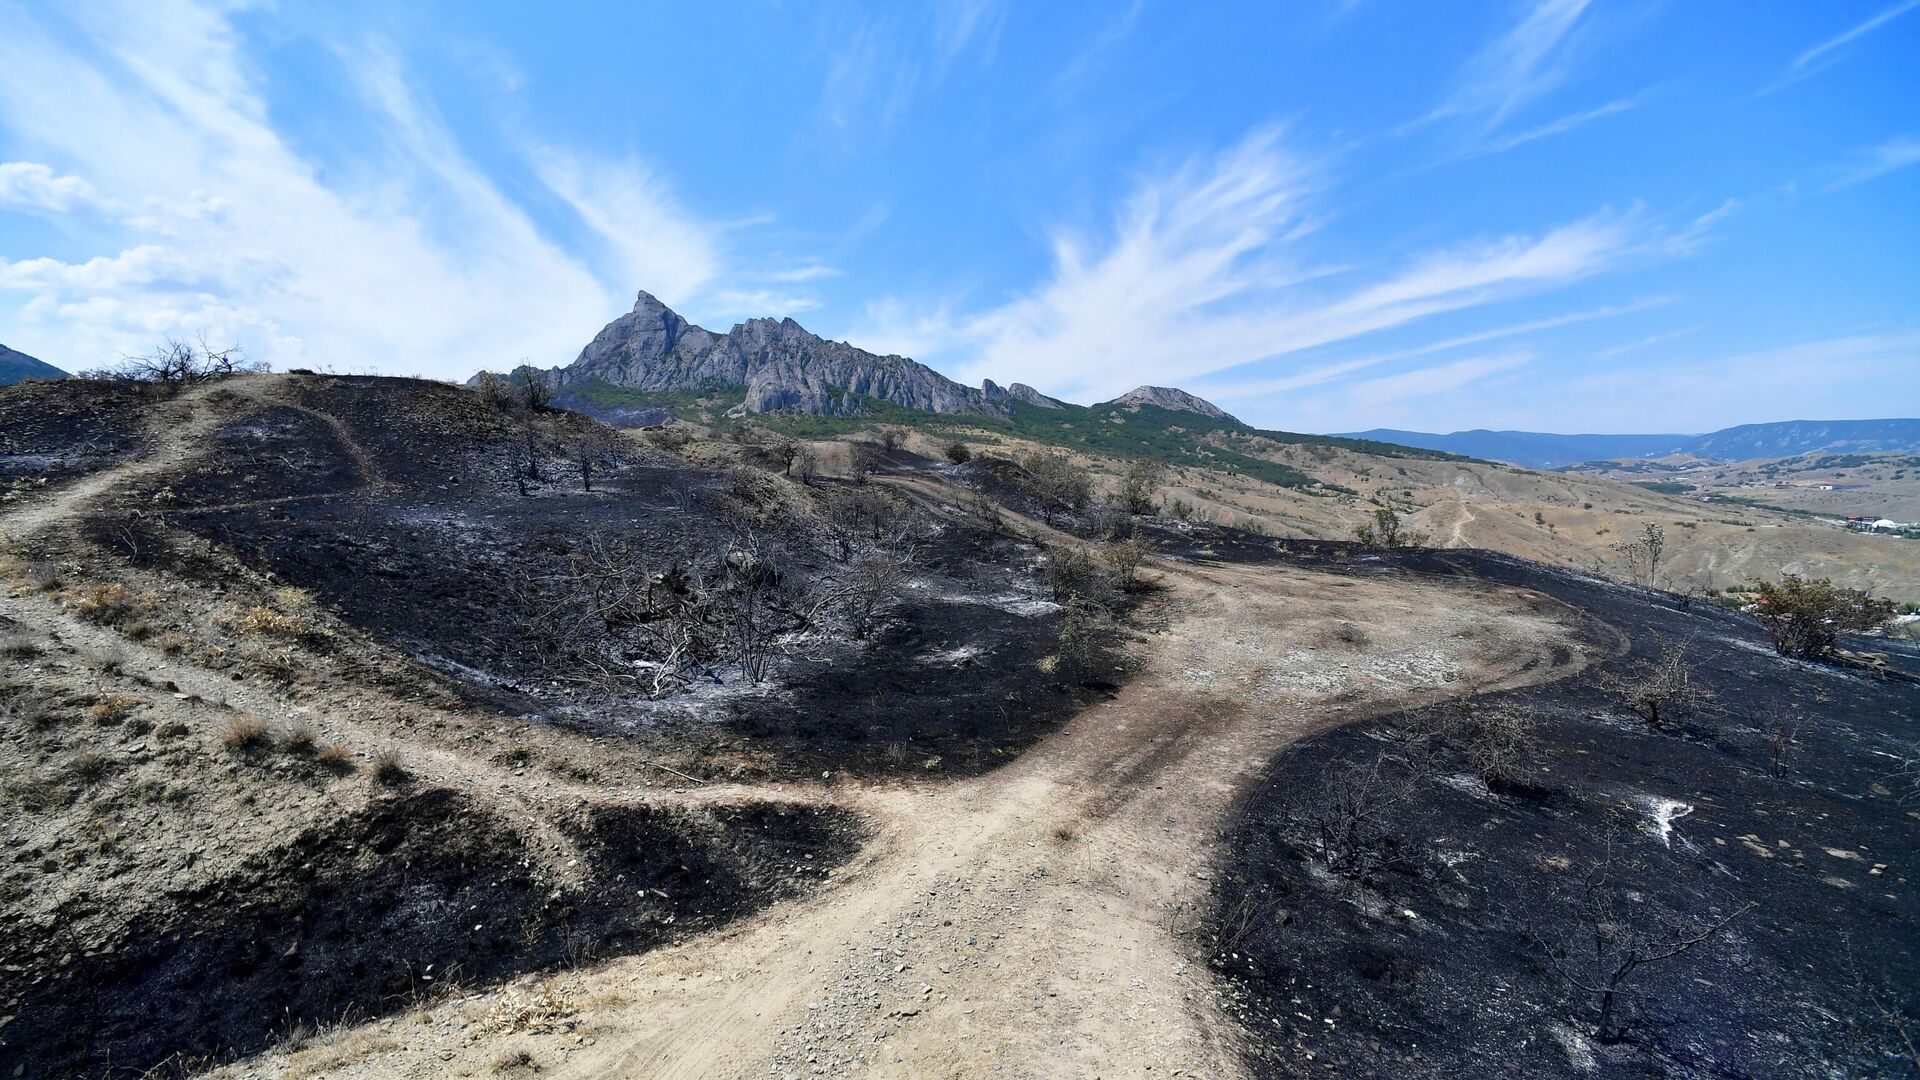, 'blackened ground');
0,380,151,487
1198,540,1920,1078
0,790,861,1078
100,376,1117,780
